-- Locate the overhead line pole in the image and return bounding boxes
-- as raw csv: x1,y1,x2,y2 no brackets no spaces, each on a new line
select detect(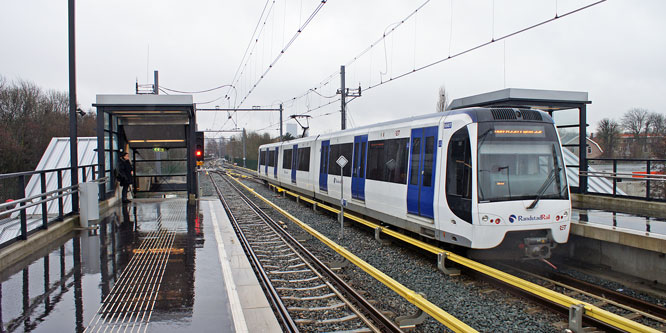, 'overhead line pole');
340,65,346,130
336,65,361,130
